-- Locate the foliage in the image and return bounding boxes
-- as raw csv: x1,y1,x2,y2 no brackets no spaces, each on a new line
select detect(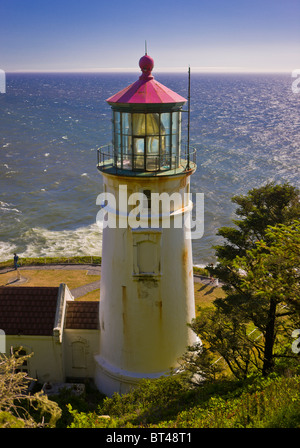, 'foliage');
98,375,194,427
179,340,224,384
171,375,300,428
67,375,196,428
232,220,300,374
234,220,300,319
67,405,117,428
51,381,105,428
210,181,300,288
182,307,262,380
193,266,210,277
199,183,300,378
0,349,61,428
66,373,300,428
